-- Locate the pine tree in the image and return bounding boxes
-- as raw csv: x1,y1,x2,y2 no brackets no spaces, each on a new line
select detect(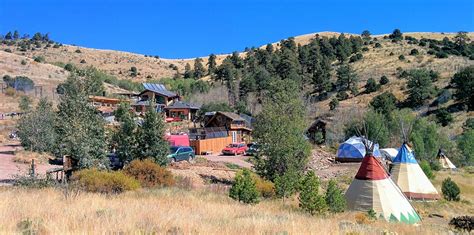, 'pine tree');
229,169,260,204
253,80,311,180
230,51,244,69
361,30,371,40
406,69,435,107
207,54,217,75
193,58,206,79
274,169,300,199
184,63,193,79
17,98,56,153
13,30,19,40
325,180,346,213
137,103,169,166
364,78,380,93
299,171,326,215
19,95,32,112
312,57,332,95
113,103,138,163
336,64,358,94
55,73,107,169
5,31,12,40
